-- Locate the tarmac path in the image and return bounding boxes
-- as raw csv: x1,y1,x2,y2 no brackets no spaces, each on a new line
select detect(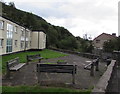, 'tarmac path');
2,53,106,89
